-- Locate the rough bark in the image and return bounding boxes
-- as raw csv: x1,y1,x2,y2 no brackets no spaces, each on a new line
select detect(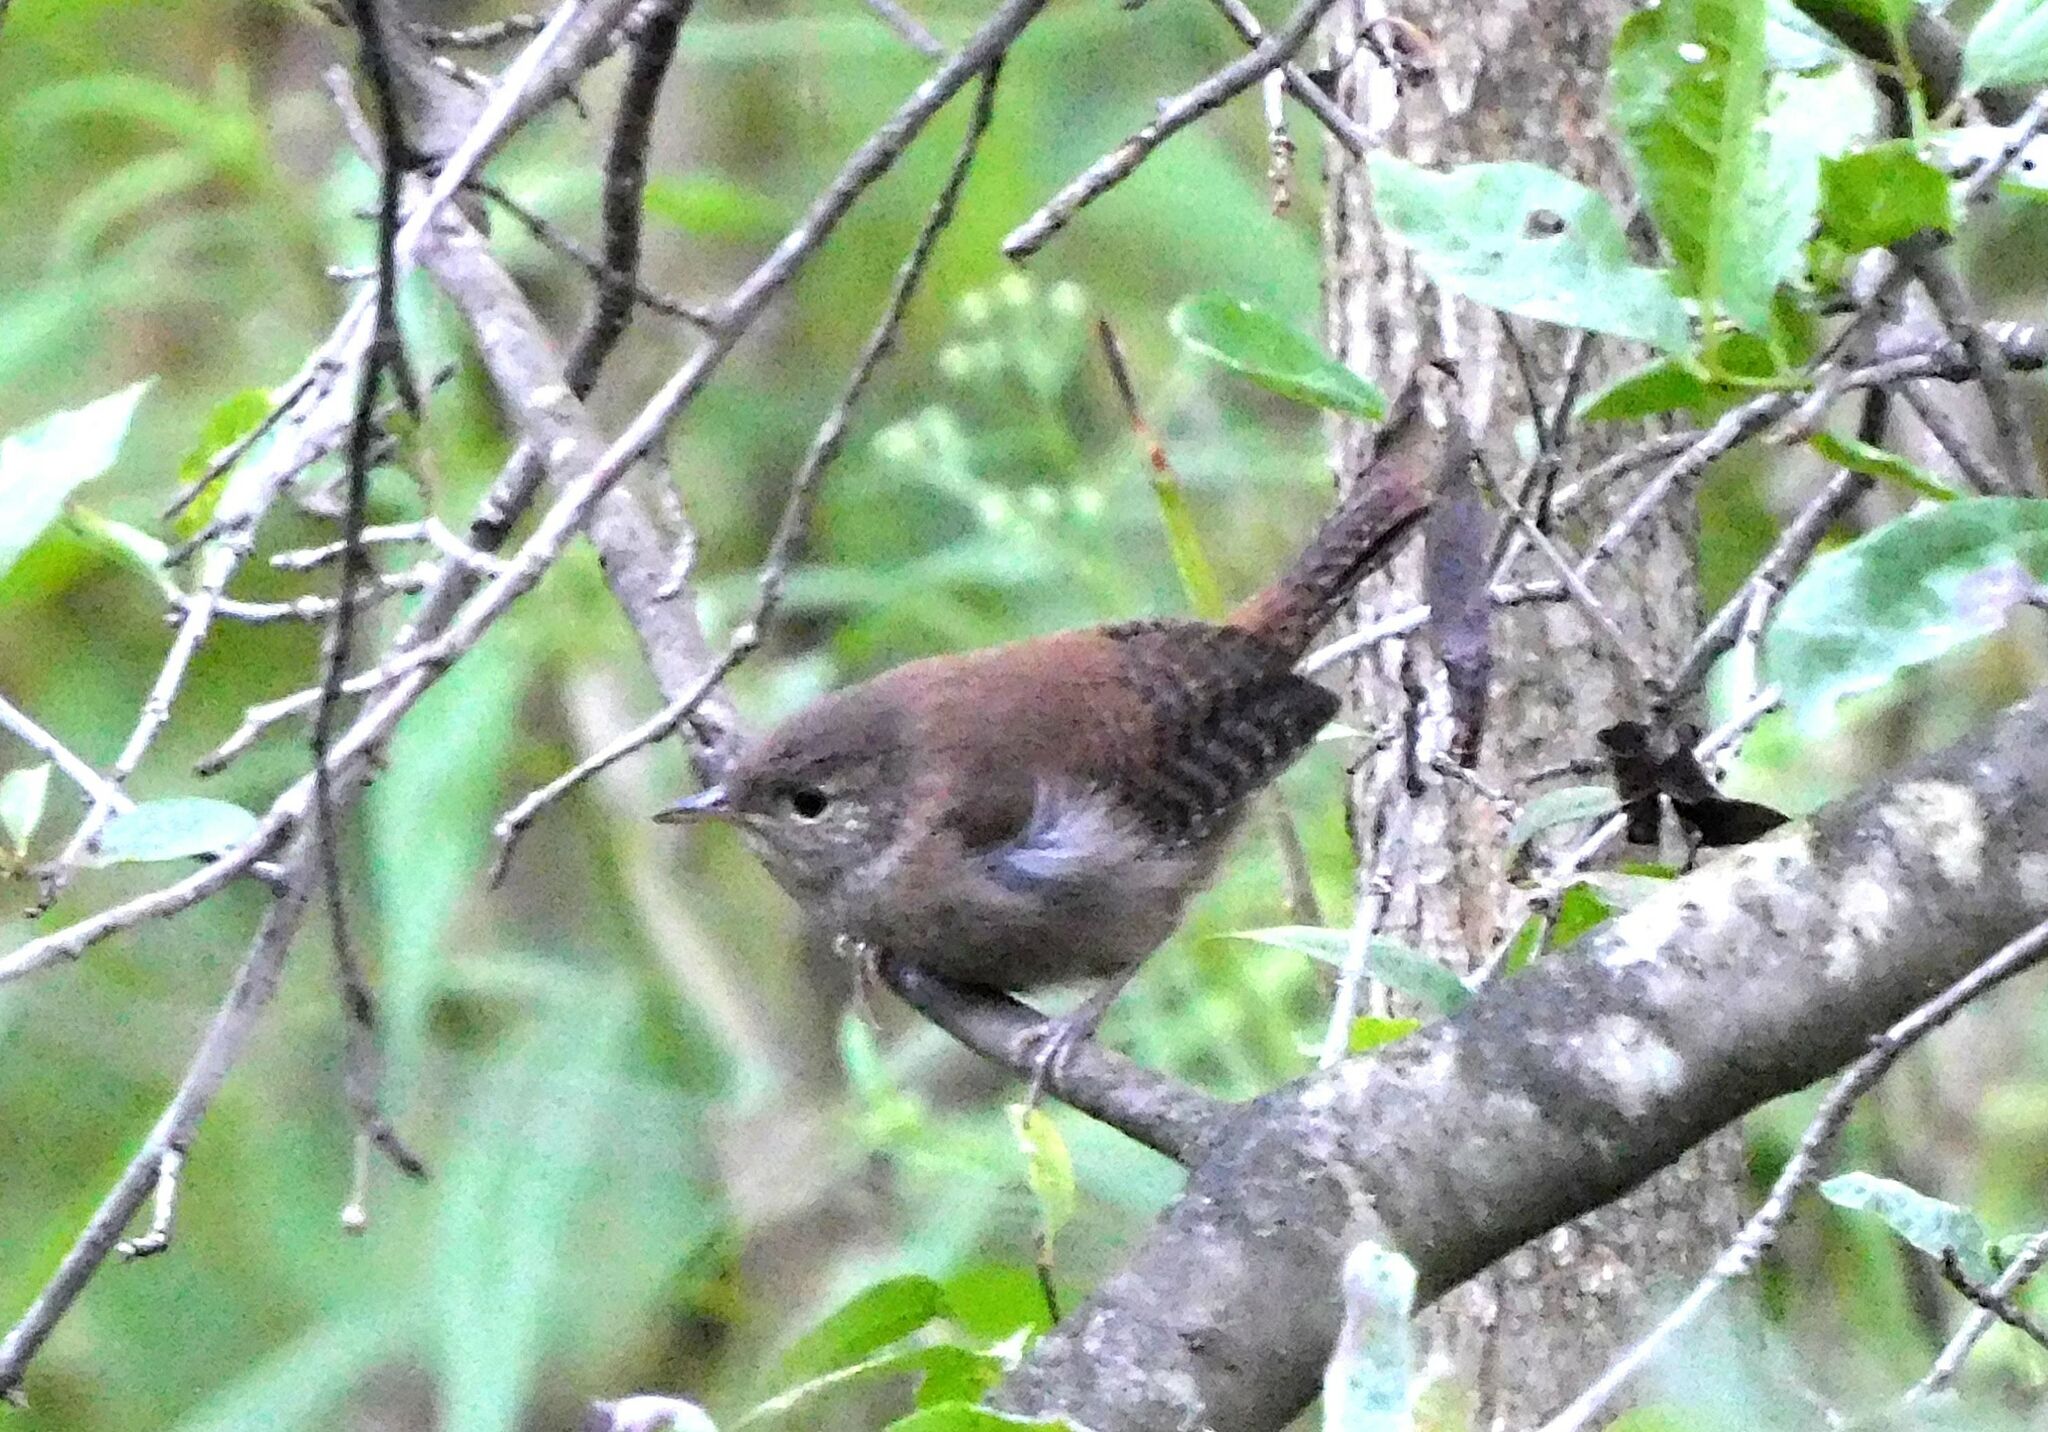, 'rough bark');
992,687,2048,1431
1319,1,1742,1422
